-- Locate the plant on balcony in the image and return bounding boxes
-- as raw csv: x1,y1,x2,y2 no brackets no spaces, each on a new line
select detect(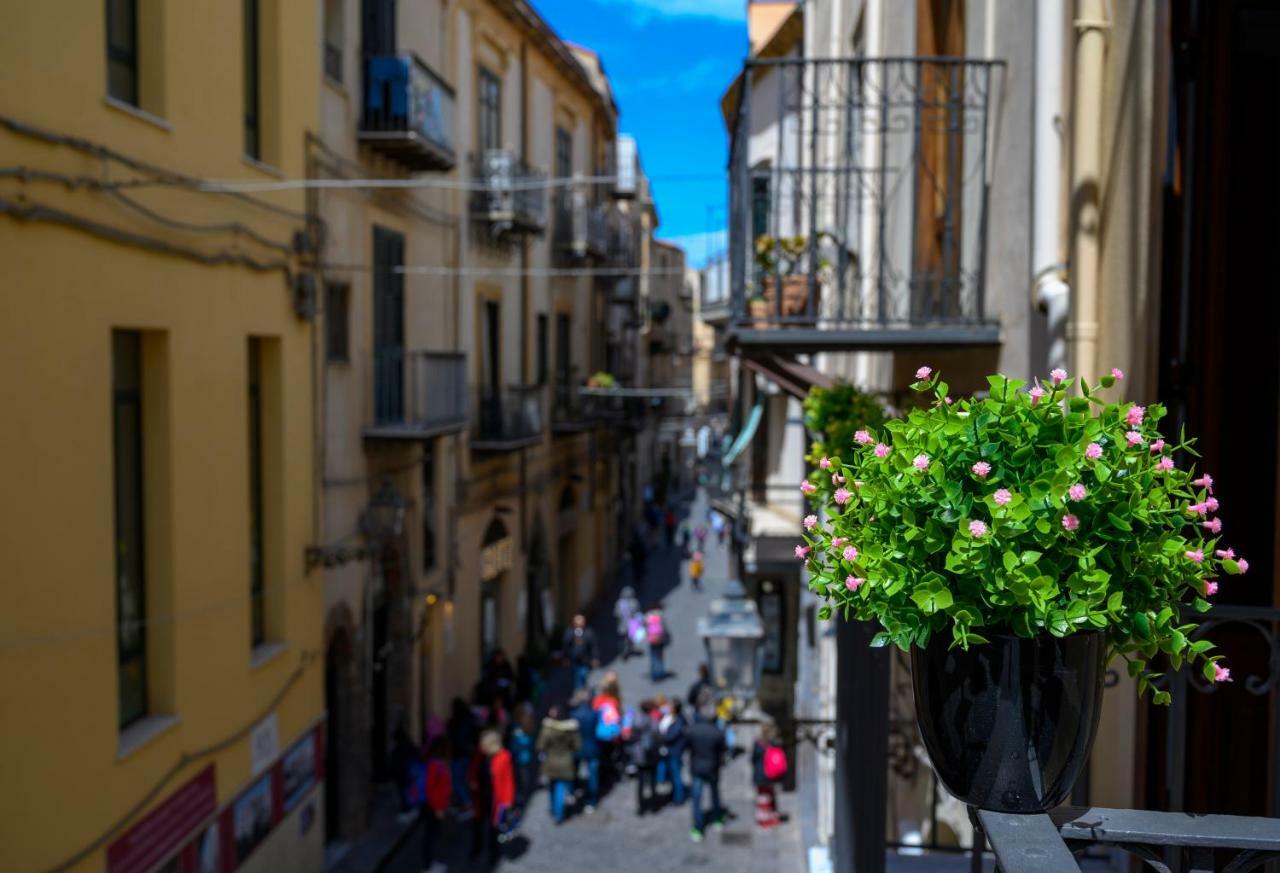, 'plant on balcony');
587,371,616,390
751,234,830,321
803,382,887,463
798,367,1250,811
